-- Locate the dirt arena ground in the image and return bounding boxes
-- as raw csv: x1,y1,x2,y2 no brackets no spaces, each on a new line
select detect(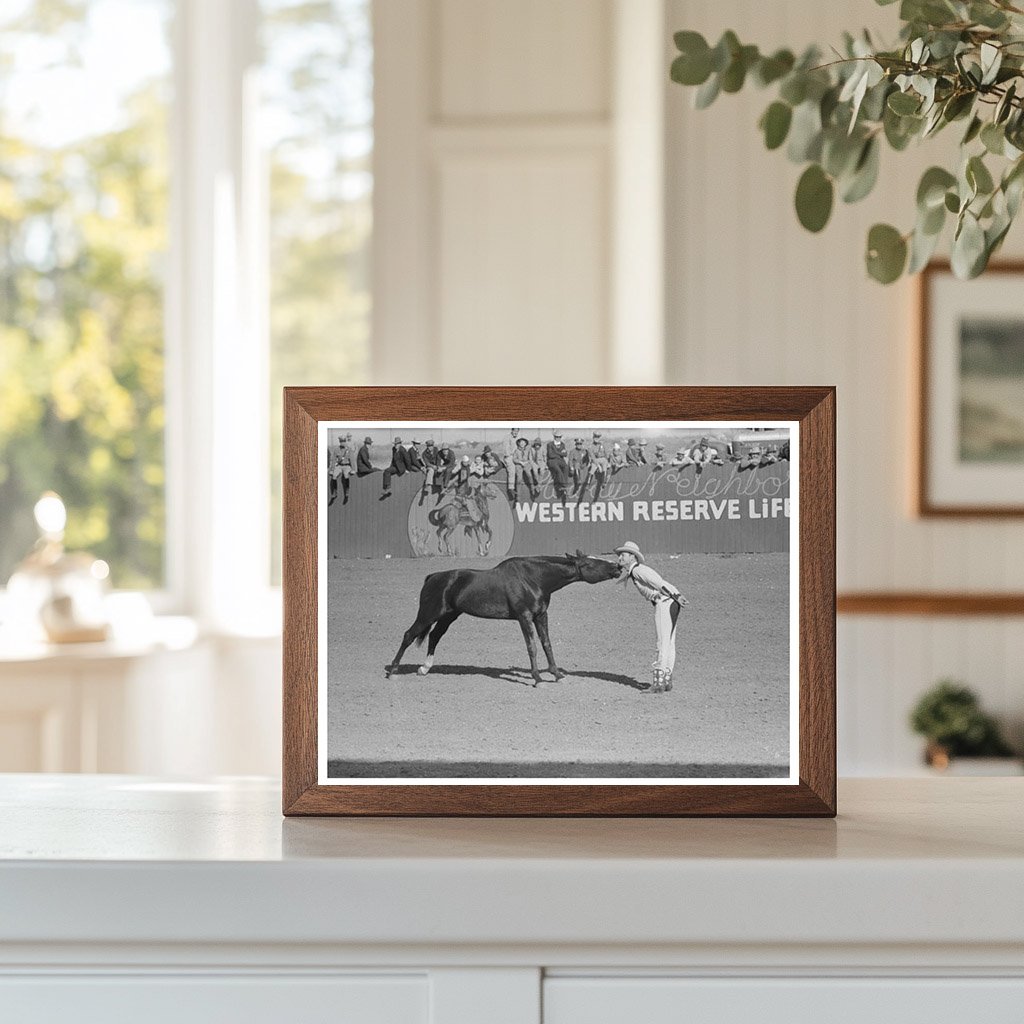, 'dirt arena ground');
326,552,791,778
